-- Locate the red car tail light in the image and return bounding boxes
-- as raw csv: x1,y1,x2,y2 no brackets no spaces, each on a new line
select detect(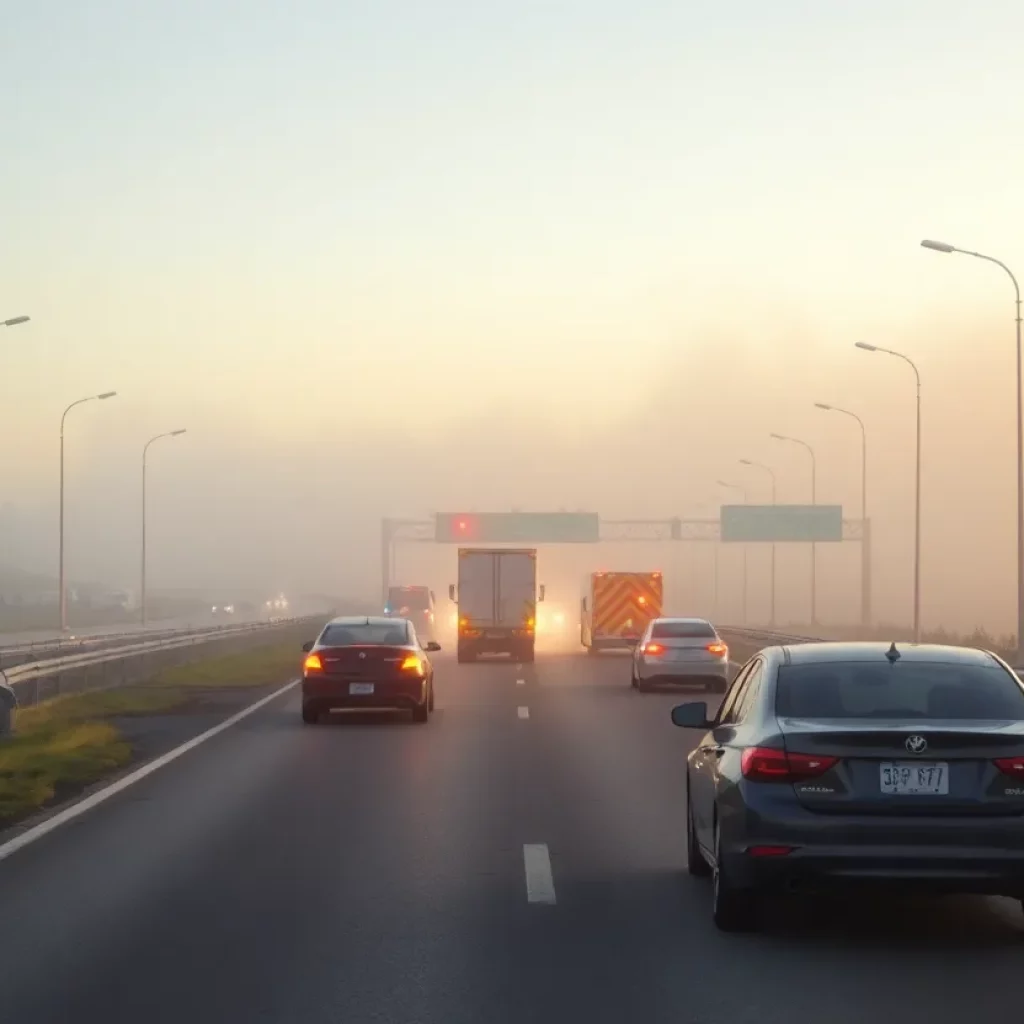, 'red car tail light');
400,654,426,676
741,747,839,782
994,756,1024,776
303,653,323,673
